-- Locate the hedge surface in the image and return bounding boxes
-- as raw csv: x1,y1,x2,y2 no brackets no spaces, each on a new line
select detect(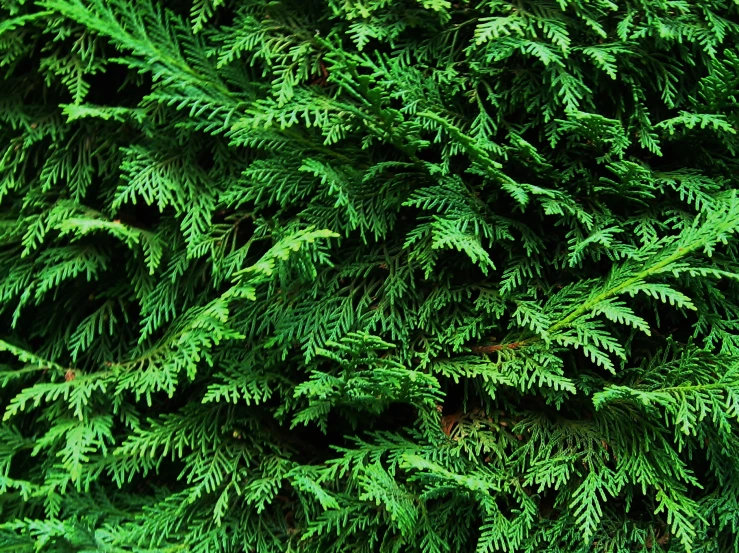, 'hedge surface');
2,1,739,552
